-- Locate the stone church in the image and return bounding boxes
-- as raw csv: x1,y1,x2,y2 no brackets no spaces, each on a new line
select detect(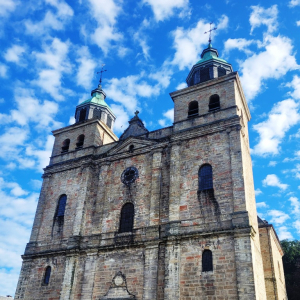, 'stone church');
15,44,287,299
